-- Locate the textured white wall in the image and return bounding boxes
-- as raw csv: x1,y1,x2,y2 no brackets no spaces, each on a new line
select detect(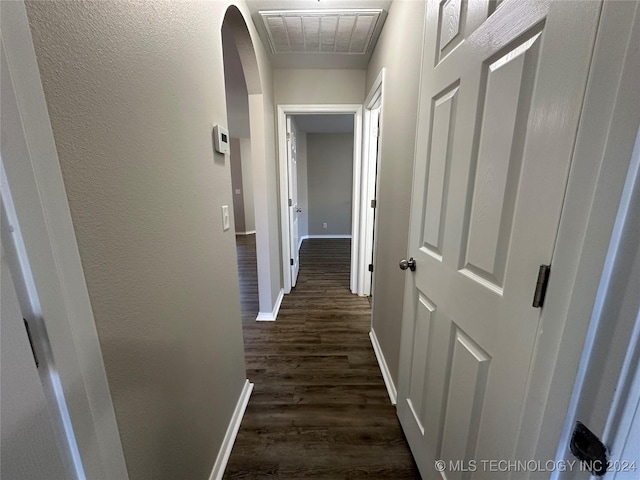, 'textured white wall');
24,1,275,478
306,133,354,236
230,137,246,232
223,24,250,138
366,0,426,386
274,69,366,105
240,138,255,233
296,131,309,240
